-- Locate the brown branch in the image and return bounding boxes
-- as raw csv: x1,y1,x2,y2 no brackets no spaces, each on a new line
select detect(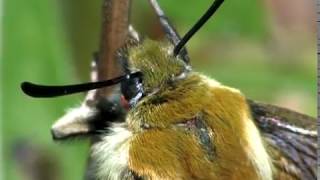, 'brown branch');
94,0,131,97
84,1,131,179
